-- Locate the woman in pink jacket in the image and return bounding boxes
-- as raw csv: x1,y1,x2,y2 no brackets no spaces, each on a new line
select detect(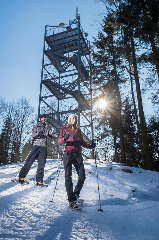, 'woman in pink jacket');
58,114,95,209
